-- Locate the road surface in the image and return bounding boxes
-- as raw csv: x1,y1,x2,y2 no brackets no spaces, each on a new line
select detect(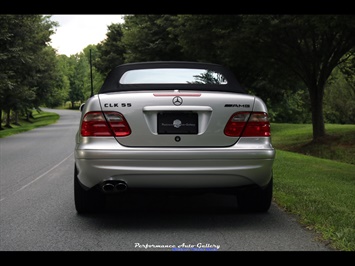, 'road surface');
0,109,333,251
